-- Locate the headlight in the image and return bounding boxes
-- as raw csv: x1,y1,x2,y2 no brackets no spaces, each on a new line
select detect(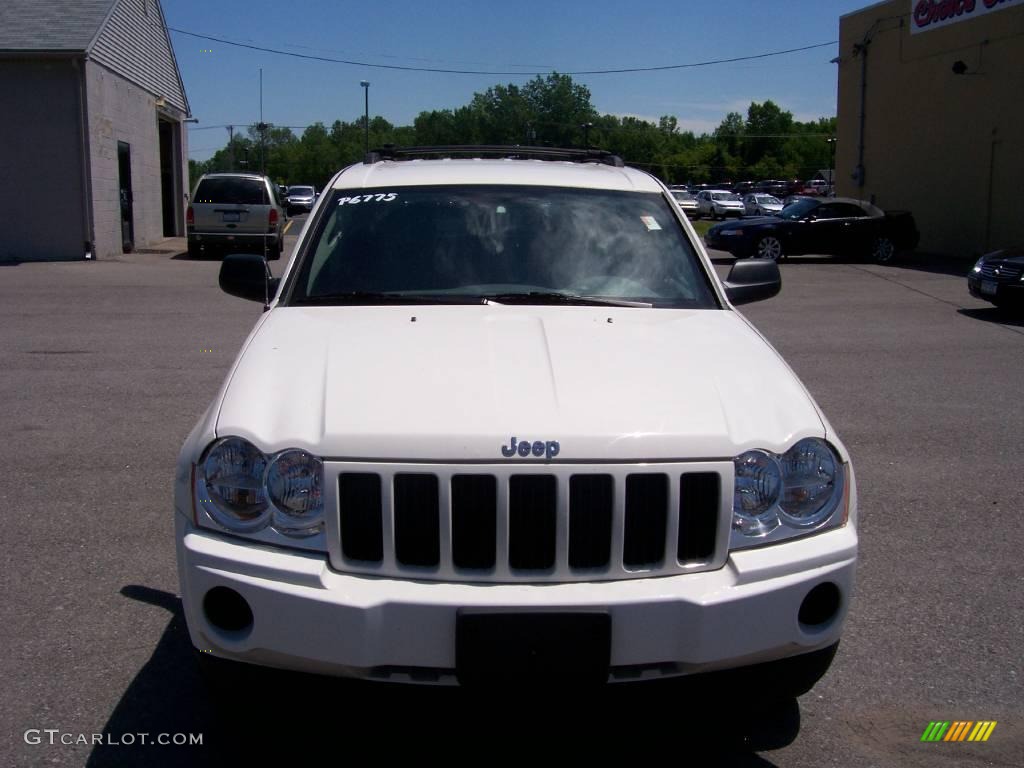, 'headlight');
731,438,846,549
972,256,985,273
201,437,270,532
778,438,839,528
733,450,781,536
197,438,326,546
266,449,324,536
